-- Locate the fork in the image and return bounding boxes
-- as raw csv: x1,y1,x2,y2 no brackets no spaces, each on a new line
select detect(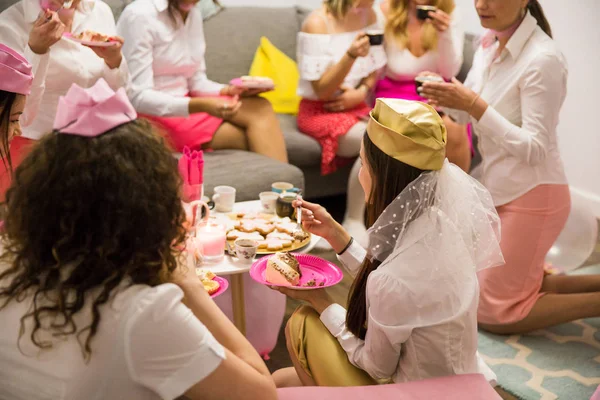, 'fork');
292,193,303,237
45,0,73,19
